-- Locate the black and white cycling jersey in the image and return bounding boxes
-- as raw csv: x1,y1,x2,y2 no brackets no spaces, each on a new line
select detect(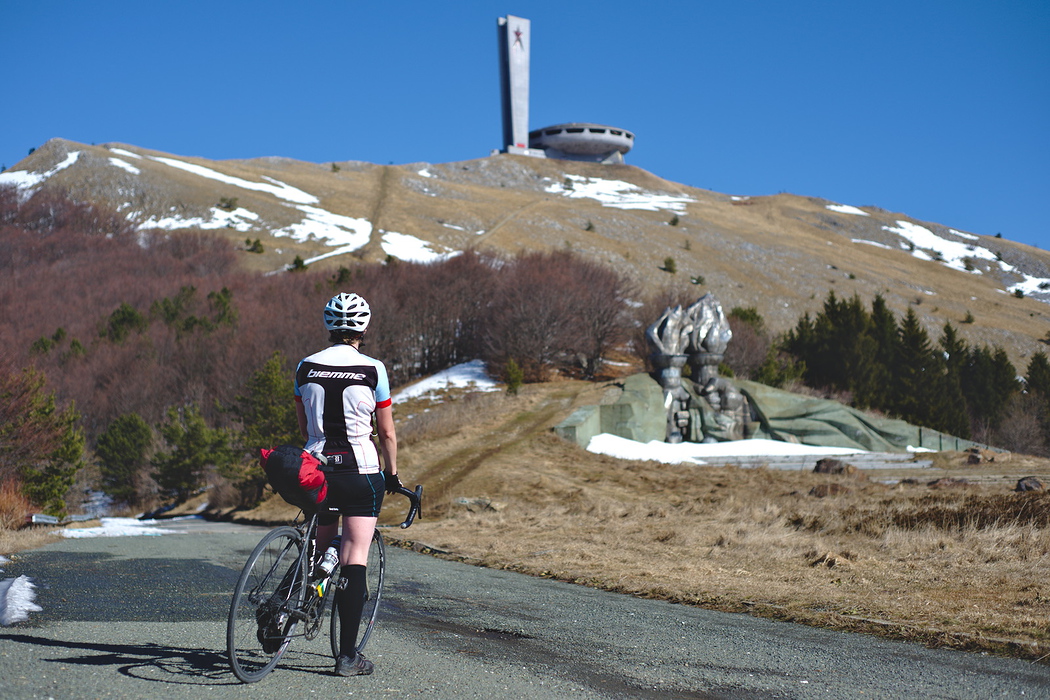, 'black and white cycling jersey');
294,344,392,474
